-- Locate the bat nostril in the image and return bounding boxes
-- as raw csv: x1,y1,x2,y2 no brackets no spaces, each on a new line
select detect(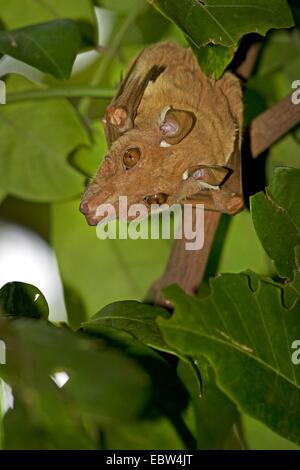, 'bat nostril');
80,200,90,215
